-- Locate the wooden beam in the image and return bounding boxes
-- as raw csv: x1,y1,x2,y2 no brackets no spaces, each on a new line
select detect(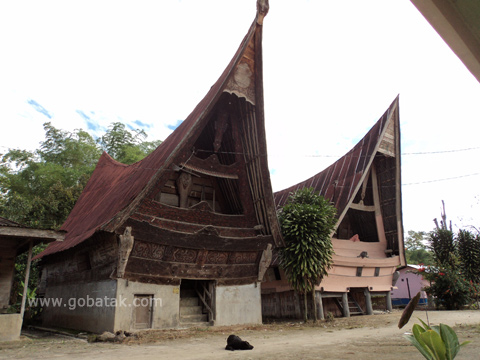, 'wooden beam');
126,257,258,280
394,112,406,266
20,240,33,320
0,227,64,241
371,164,387,244
125,218,272,252
349,203,375,212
